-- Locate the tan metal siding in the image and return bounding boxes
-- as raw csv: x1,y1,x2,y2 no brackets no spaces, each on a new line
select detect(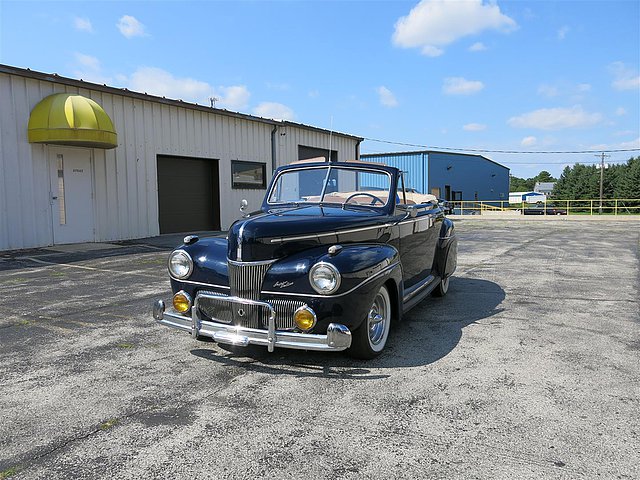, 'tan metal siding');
0,71,360,250
276,125,356,166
